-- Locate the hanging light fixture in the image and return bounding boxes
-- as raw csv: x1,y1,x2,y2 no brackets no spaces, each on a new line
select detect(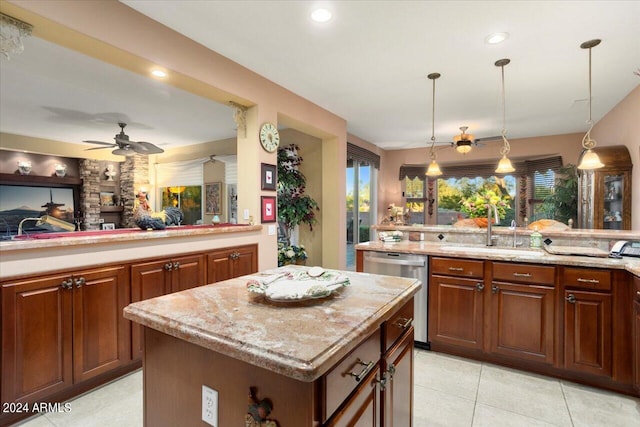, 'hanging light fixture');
425,73,443,177
577,39,604,170
0,13,32,59
453,126,475,155
494,58,515,174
